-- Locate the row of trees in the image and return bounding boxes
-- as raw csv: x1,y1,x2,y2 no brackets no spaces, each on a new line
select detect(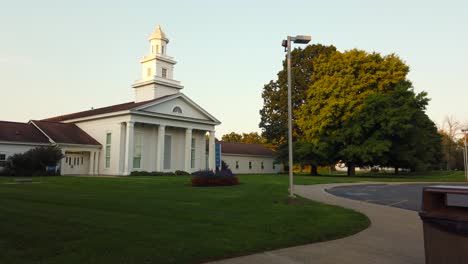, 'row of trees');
439,116,467,170
221,132,265,144
259,44,442,176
